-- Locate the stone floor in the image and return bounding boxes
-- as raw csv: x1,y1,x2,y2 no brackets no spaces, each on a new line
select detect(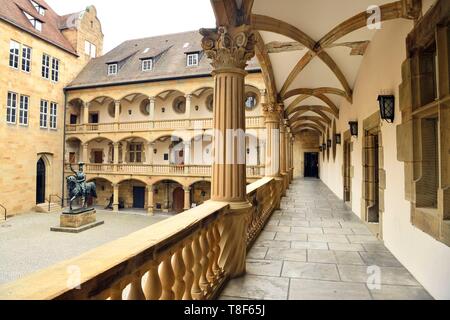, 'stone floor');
0,209,169,285
221,179,433,300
